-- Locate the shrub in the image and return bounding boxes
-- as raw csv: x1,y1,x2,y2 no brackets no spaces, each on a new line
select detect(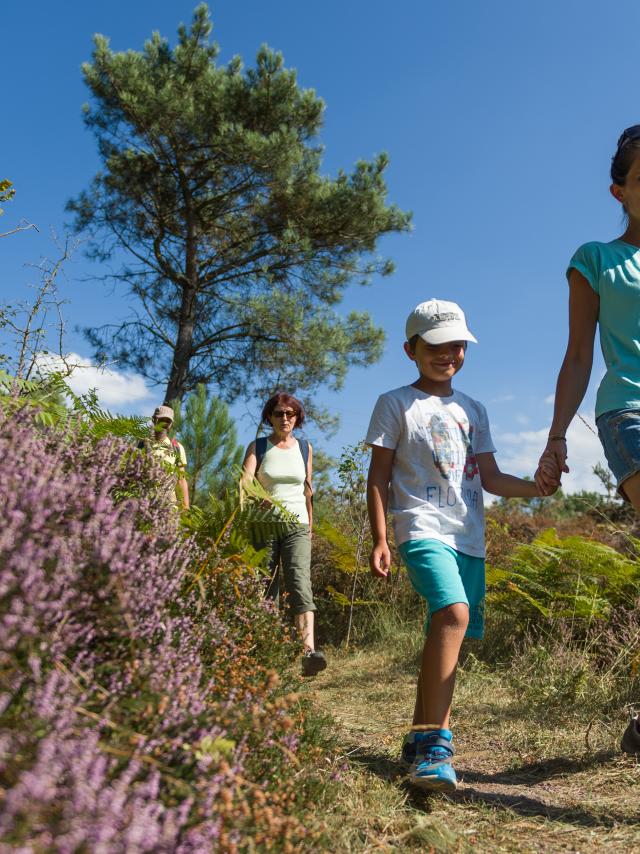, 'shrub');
0,408,333,852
